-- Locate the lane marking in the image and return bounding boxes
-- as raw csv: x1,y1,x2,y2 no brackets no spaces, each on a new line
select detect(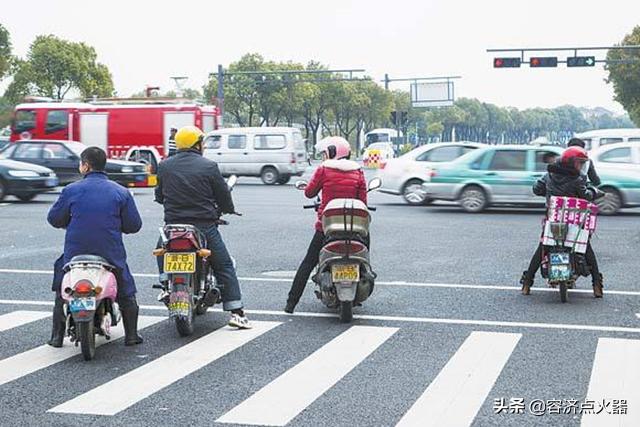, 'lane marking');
0,316,163,387
49,321,281,416
1,268,639,296
1,299,639,334
217,325,398,426
582,337,640,427
396,331,521,427
0,310,50,332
